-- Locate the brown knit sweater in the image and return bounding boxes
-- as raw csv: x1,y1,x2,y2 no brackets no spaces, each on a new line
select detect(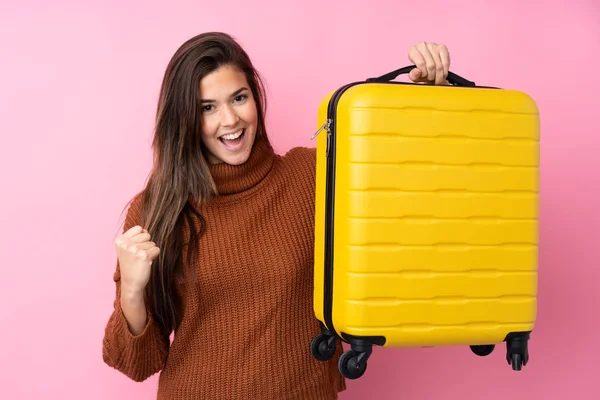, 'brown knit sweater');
102,135,346,399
